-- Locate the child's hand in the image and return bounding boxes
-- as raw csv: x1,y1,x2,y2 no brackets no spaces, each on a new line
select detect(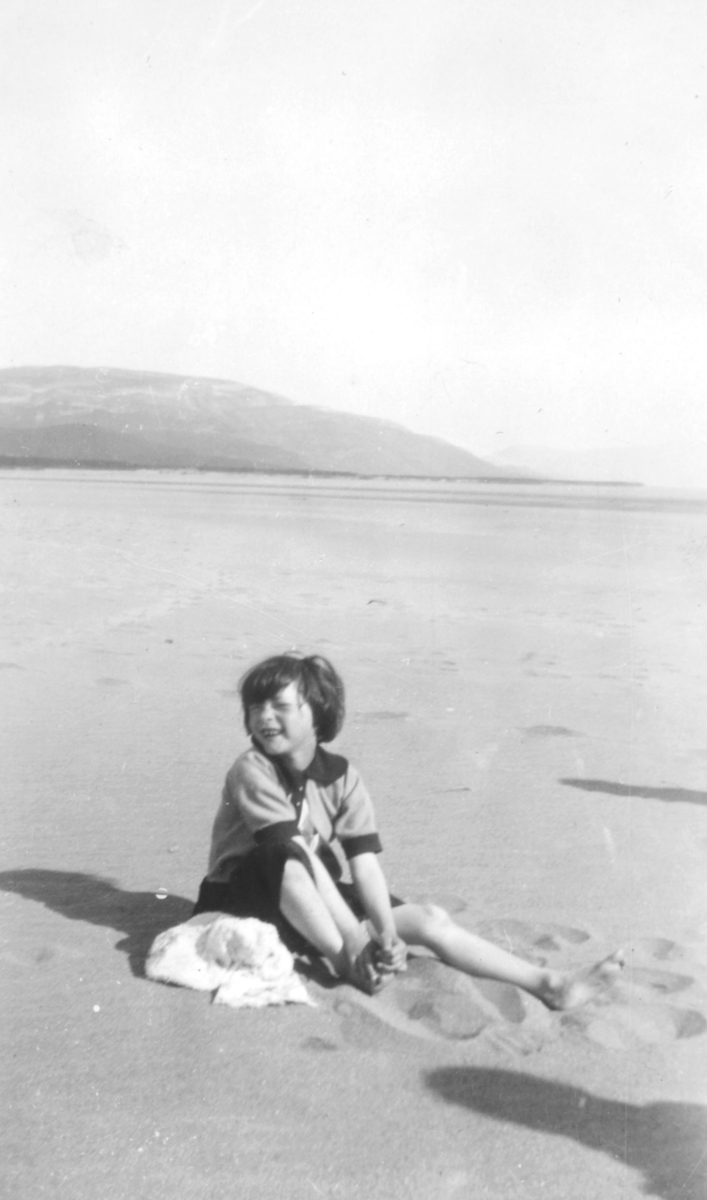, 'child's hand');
374,934,407,977
342,933,382,995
